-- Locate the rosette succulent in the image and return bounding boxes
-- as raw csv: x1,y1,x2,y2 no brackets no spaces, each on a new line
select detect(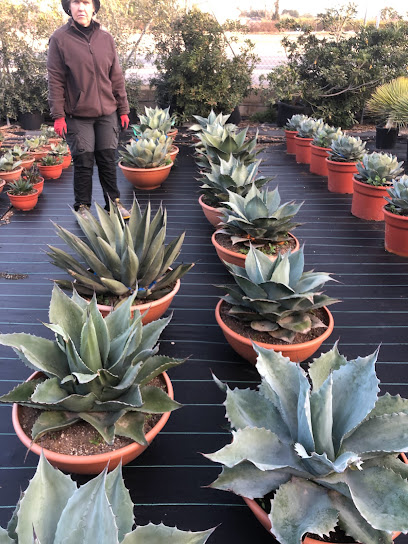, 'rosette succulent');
47,198,193,301
0,285,185,444
0,151,21,172
132,105,176,136
218,246,338,343
355,152,404,186
384,175,408,216
312,124,343,149
9,145,31,161
118,136,172,169
296,118,324,139
0,452,215,544
6,178,35,196
189,109,234,131
284,114,310,131
206,343,408,544
218,184,302,247
328,135,367,163
50,141,70,156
